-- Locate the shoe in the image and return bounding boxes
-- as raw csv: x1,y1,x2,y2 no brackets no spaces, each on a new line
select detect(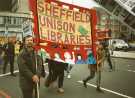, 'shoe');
83,80,87,88
44,80,50,87
58,88,64,93
67,74,71,79
109,69,113,72
96,87,104,93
